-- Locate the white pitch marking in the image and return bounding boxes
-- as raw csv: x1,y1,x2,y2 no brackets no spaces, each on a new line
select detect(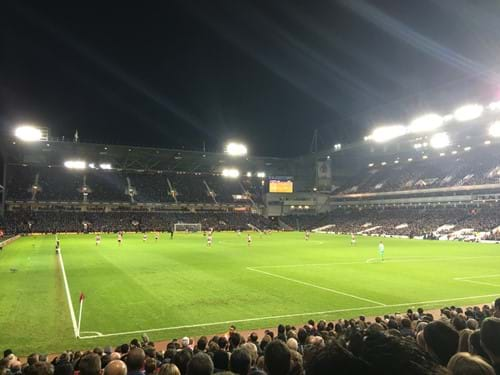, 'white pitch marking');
79,331,104,337
246,267,386,306
58,248,79,338
78,293,500,340
251,255,500,269
454,274,500,280
454,279,500,288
